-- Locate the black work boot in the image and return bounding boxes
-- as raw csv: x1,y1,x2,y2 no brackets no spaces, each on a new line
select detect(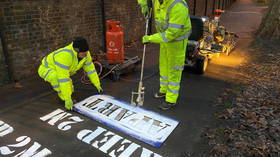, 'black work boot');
159,101,176,110
154,92,166,99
